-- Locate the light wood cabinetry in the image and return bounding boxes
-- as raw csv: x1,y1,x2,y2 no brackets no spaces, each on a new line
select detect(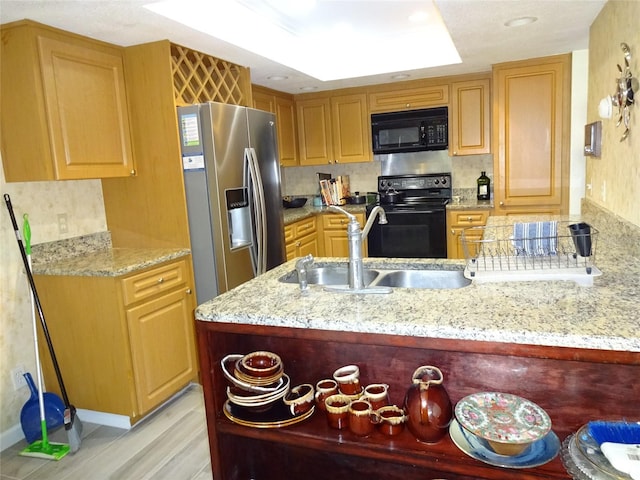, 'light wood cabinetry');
34,258,198,422
252,85,298,166
446,209,490,259
330,93,371,164
369,84,448,112
492,55,571,215
320,212,367,257
296,96,334,165
450,78,491,156
285,216,319,261
102,40,251,249
0,20,135,182
296,93,371,165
